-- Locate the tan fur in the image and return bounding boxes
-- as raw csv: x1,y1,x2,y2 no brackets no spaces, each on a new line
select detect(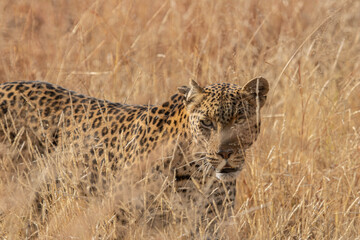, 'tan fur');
0,78,269,233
